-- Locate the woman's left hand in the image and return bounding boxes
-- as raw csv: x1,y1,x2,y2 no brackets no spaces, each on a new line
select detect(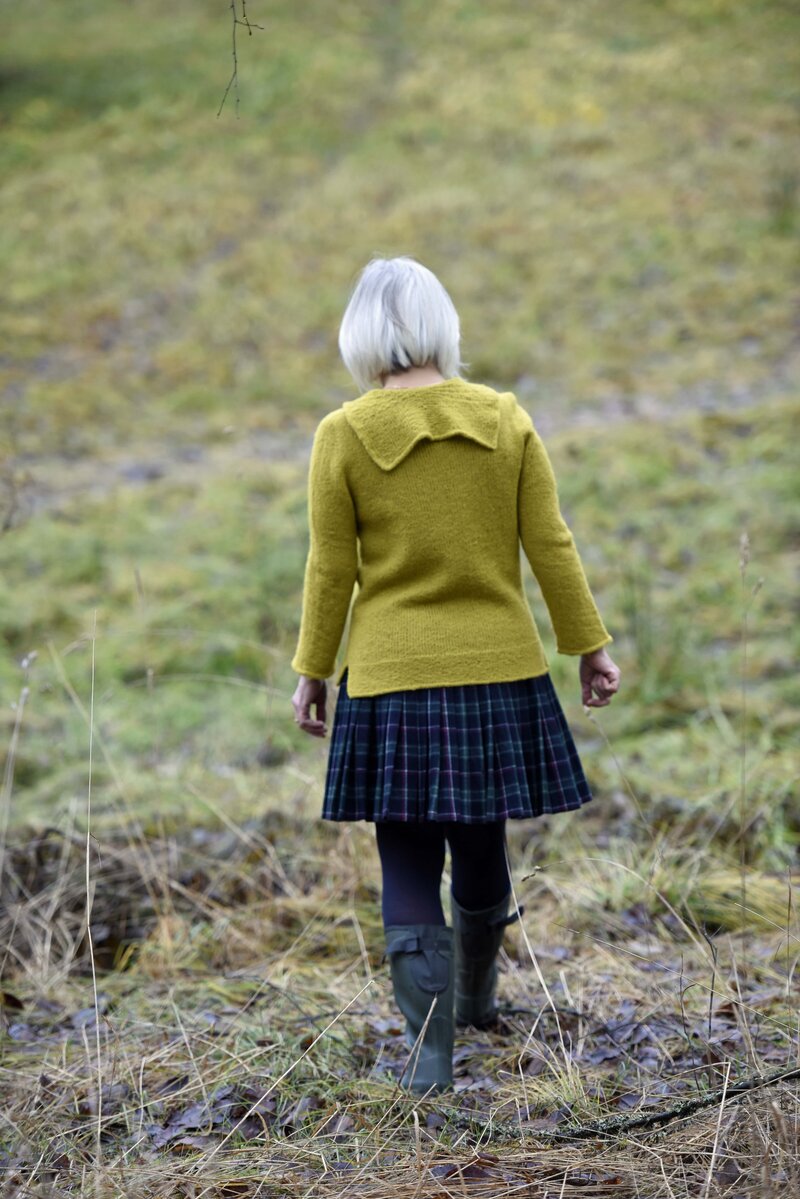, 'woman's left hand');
292,675,328,737
579,648,621,708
